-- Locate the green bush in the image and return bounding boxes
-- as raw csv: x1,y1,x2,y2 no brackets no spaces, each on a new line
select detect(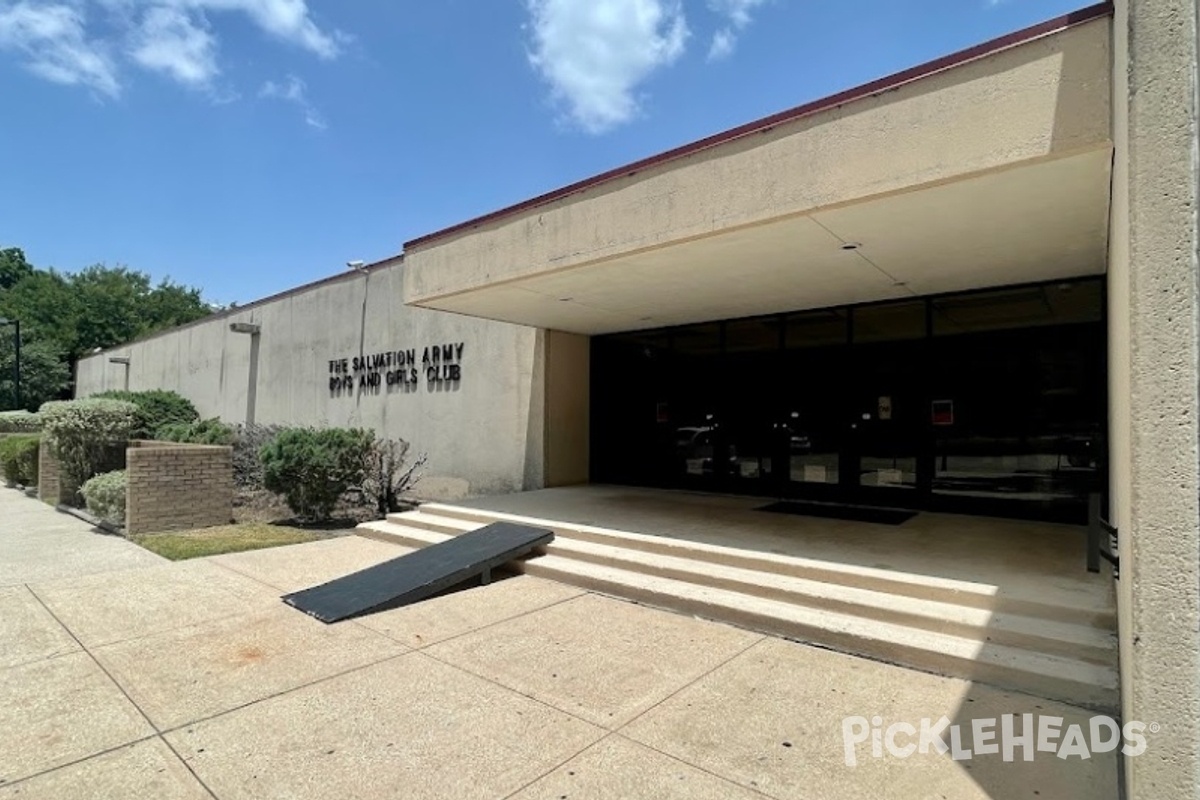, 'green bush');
80,470,127,526
0,410,41,433
0,434,40,485
41,399,139,488
232,424,290,490
156,417,235,445
260,427,374,521
92,390,198,439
